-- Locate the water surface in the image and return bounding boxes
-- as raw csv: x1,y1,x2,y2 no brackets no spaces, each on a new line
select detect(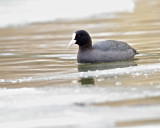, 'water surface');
0,0,160,127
